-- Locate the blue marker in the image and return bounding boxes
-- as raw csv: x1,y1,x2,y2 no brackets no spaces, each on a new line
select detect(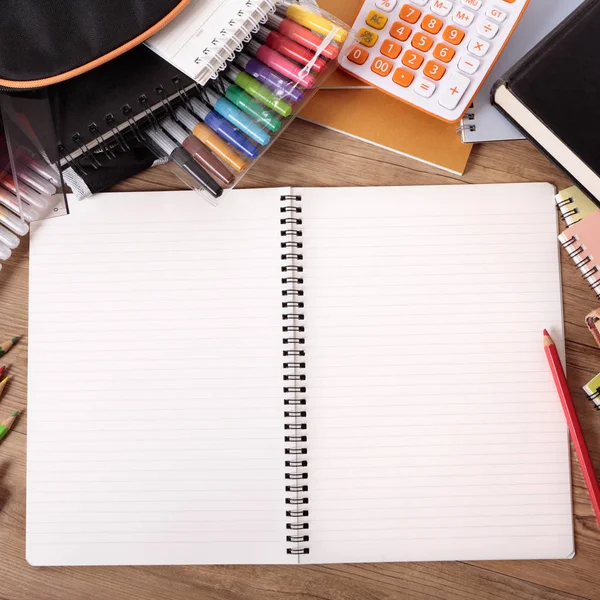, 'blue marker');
204,88,271,146
189,98,260,160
